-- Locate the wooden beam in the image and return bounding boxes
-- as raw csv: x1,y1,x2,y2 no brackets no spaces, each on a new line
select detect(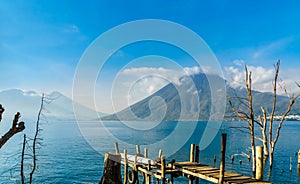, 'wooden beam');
161,156,166,184
219,134,227,184
123,149,128,184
